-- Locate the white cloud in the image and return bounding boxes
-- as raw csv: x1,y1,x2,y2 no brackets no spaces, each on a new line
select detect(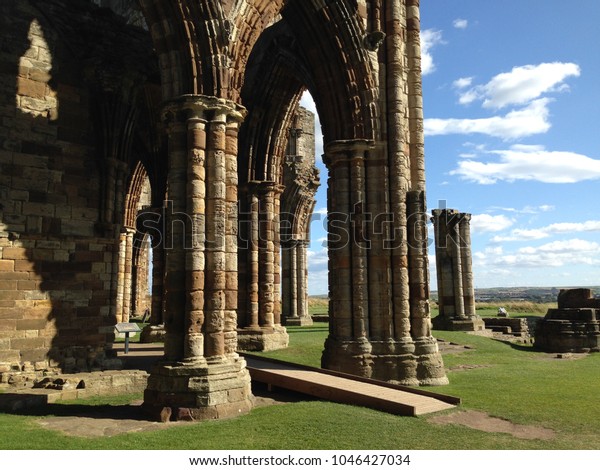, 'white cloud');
307,248,328,269
493,220,600,242
420,29,444,76
457,62,581,110
425,98,551,140
471,214,514,233
451,144,600,184
453,18,468,29
474,239,600,269
453,76,474,90
489,205,555,215
427,62,581,140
